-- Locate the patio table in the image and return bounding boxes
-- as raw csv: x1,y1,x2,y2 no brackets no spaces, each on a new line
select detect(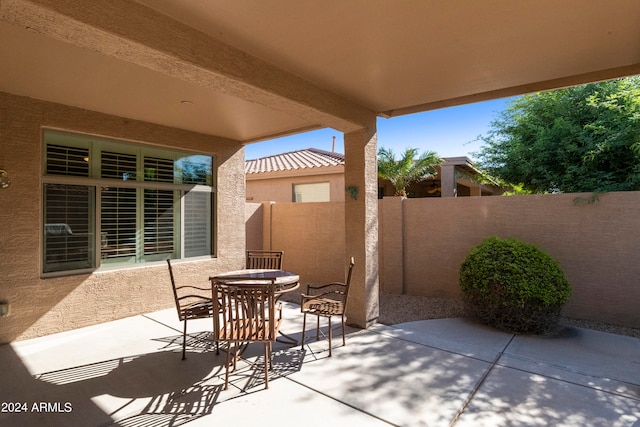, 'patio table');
210,269,300,344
